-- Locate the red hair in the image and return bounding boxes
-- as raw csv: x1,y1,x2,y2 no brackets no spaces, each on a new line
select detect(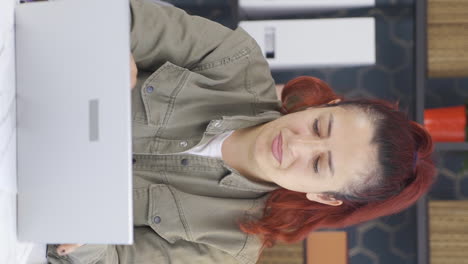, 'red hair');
240,76,437,247
279,76,343,113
